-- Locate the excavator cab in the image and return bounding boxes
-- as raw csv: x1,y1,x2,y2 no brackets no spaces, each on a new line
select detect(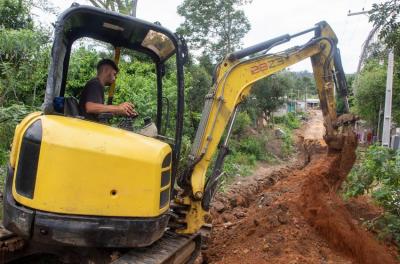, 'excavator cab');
3,3,188,248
